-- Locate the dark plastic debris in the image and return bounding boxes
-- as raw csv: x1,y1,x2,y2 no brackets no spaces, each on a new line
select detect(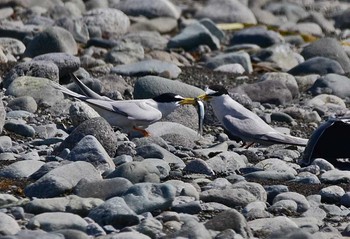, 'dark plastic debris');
302,117,350,169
